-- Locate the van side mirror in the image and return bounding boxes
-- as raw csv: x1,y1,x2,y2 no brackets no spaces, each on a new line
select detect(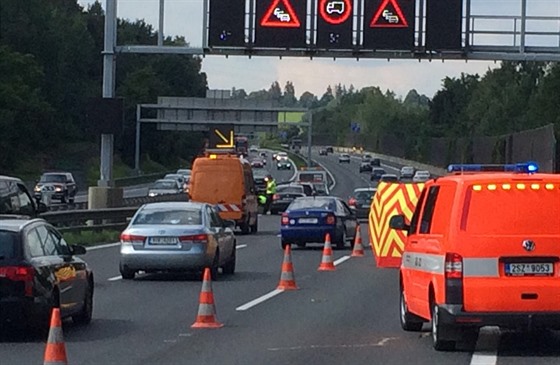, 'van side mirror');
389,215,410,231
